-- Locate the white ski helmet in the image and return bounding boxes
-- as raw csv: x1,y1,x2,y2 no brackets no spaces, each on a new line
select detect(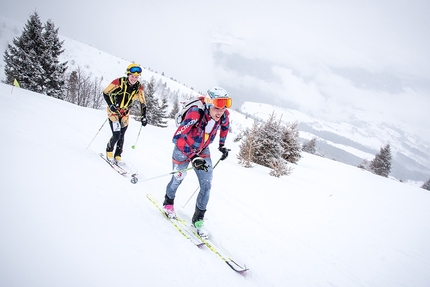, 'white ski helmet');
205,87,232,109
